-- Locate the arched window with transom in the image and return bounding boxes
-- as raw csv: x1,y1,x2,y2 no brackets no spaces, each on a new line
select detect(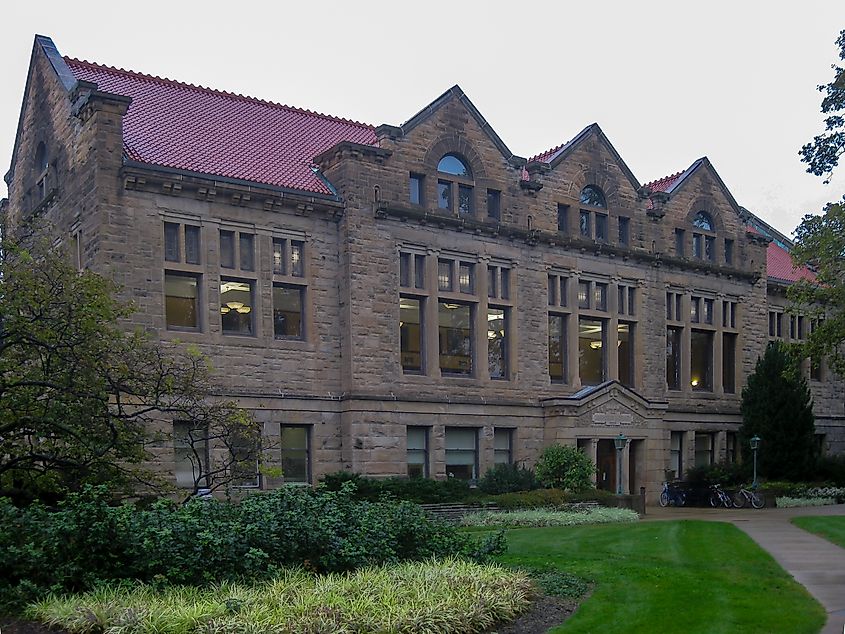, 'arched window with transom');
578,185,608,241
437,153,474,216
691,211,716,261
